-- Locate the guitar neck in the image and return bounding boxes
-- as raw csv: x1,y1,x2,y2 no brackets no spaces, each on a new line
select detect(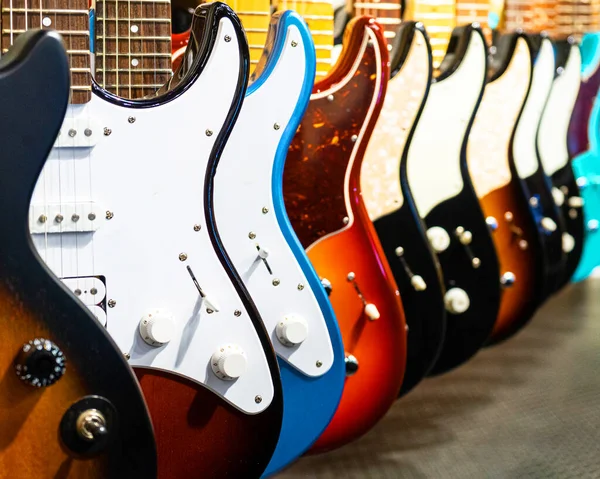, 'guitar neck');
225,0,270,66
503,0,537,32
548,0,596,40
94,0,172,99
405,0,456,68
276,0,334,77
455,0,492,46
353,0,402,44
0,0,91,103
